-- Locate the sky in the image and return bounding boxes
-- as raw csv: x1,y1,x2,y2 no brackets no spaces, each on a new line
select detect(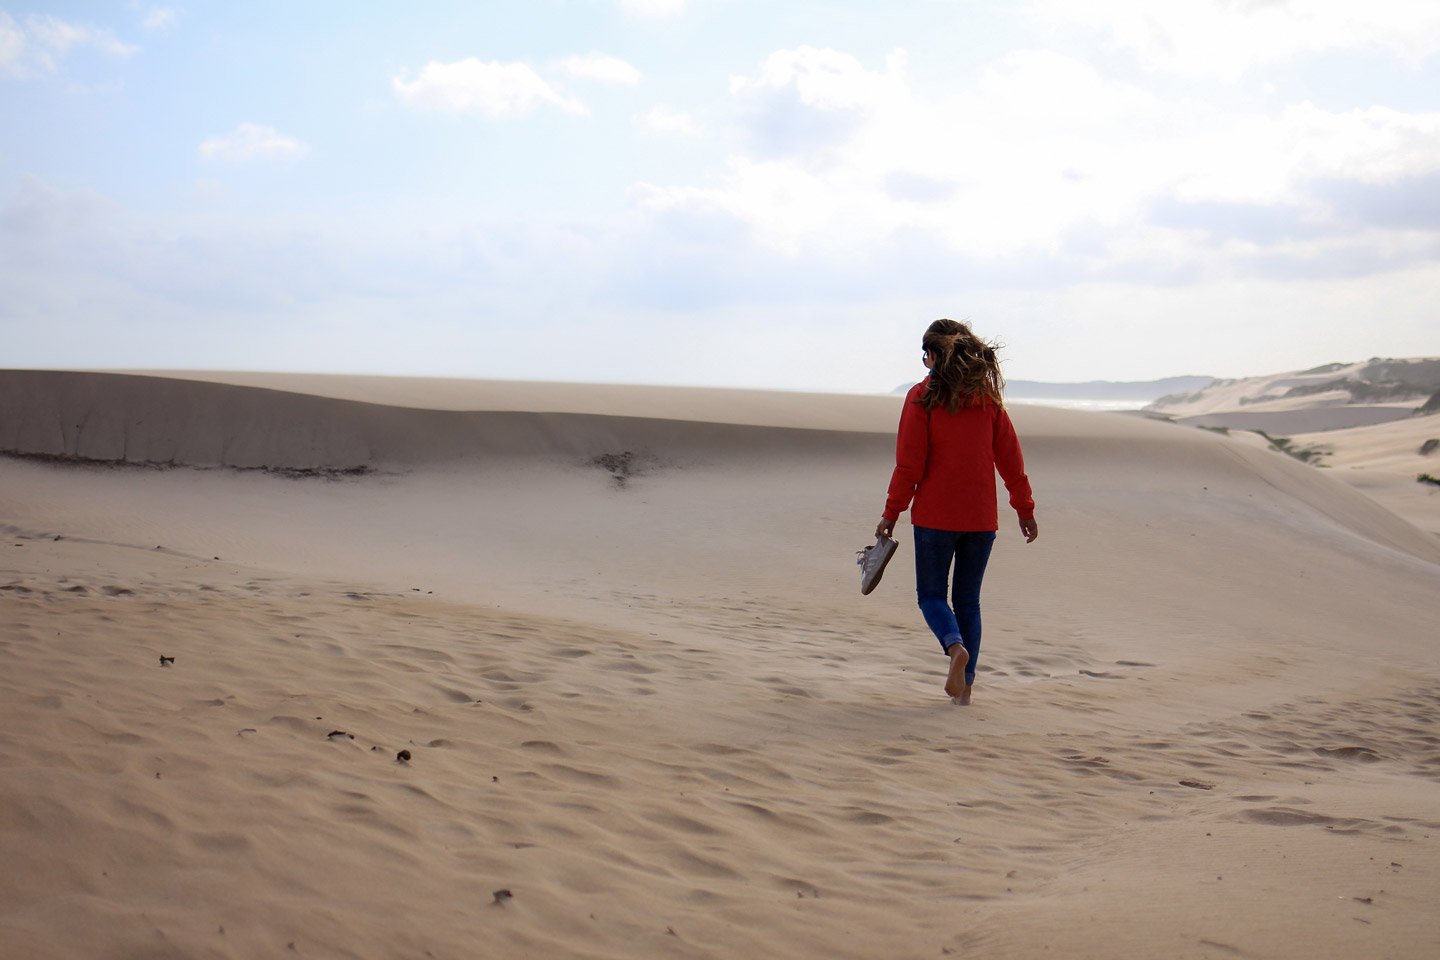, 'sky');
2,0,1439,393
